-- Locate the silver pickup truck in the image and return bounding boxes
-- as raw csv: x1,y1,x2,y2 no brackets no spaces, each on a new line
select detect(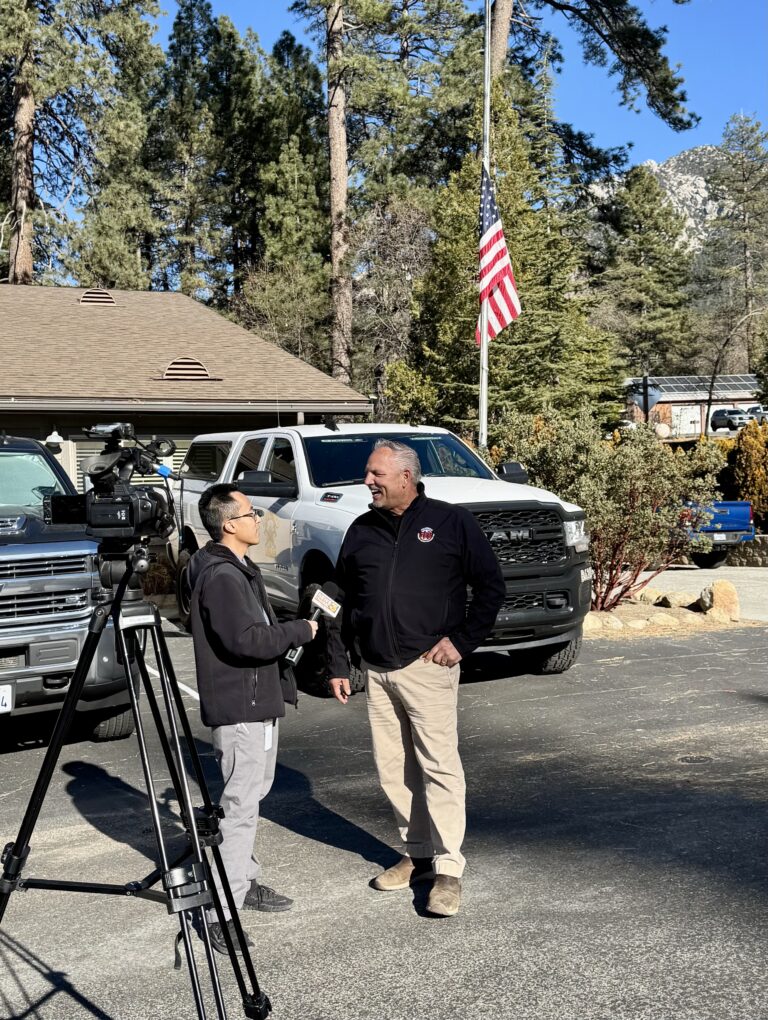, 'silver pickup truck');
0,435,134,740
